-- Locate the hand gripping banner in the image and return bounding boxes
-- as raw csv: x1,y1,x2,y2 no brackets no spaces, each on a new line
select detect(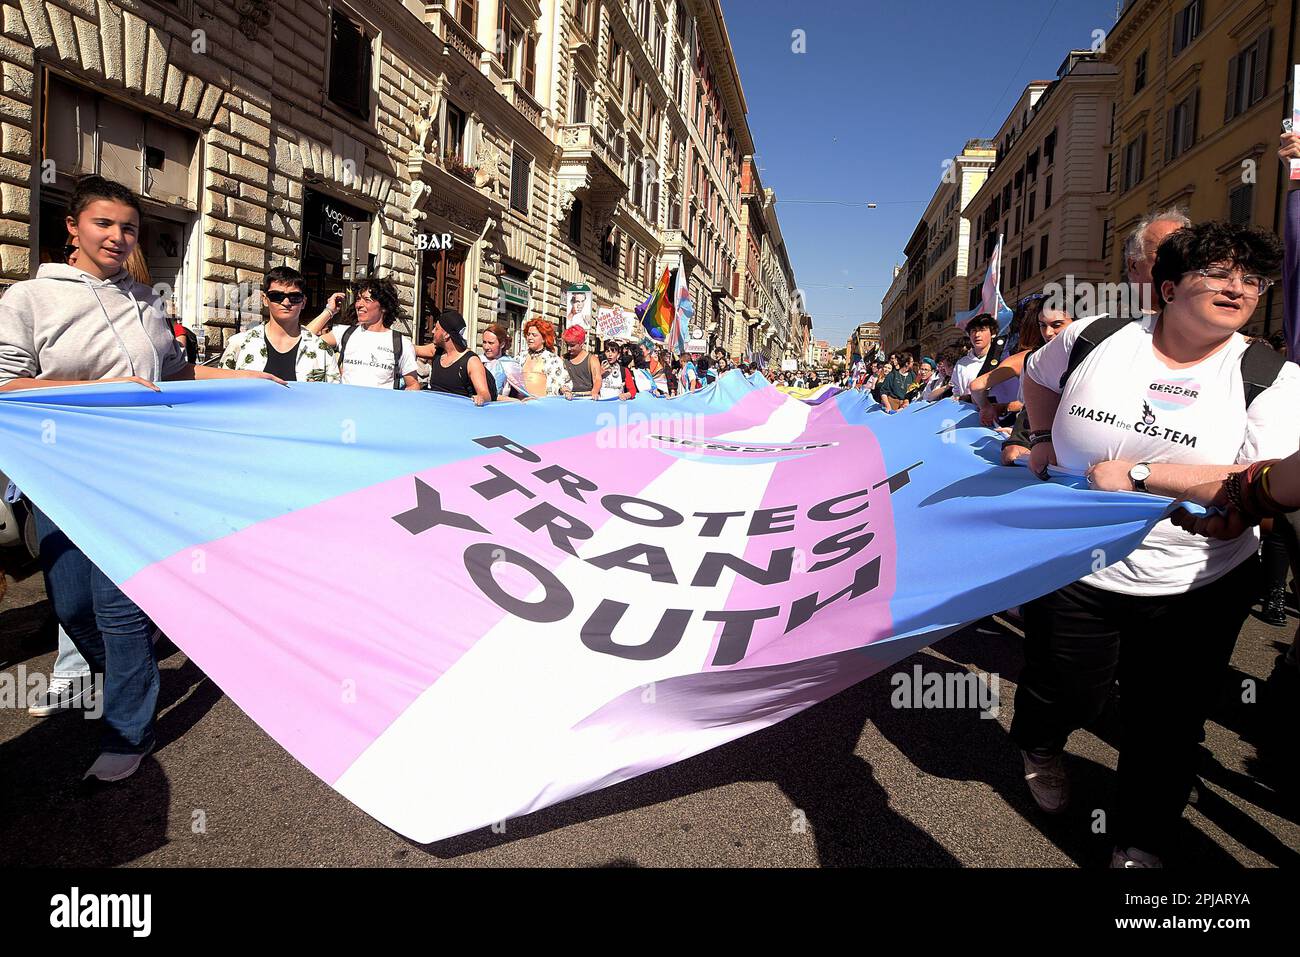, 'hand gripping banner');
0,372,1176,842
